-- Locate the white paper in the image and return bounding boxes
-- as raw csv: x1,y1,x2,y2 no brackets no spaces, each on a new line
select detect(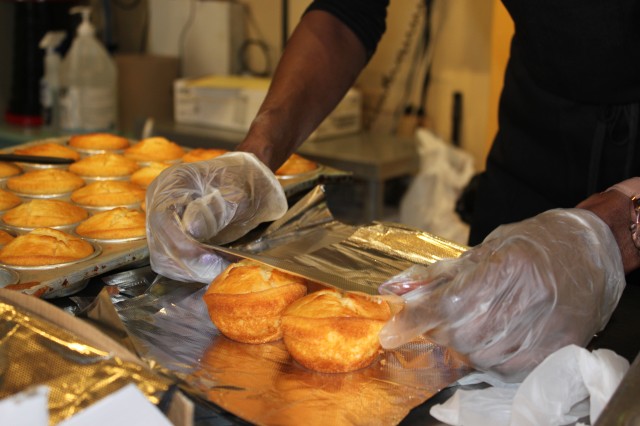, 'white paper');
58,383,173,426
0,385,49,426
